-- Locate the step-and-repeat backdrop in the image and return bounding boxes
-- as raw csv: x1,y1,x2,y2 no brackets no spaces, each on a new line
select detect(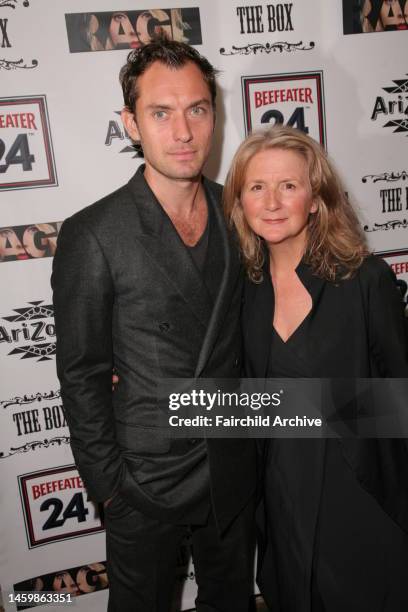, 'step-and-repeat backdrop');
1,1,407,610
